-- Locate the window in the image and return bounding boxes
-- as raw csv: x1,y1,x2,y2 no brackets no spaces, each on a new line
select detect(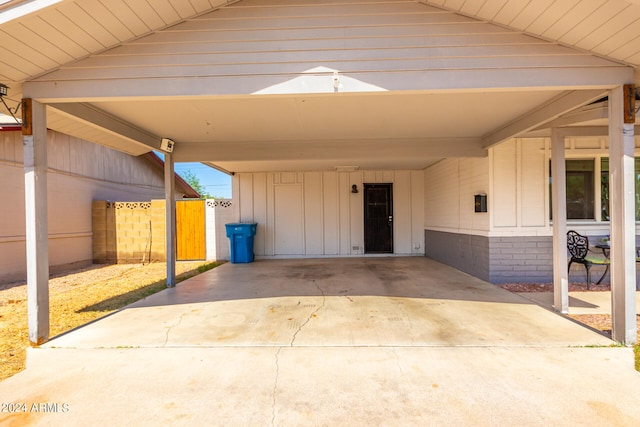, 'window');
600,158,640,221
566,160,595,219
550,159,595,220
551,158,640,222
